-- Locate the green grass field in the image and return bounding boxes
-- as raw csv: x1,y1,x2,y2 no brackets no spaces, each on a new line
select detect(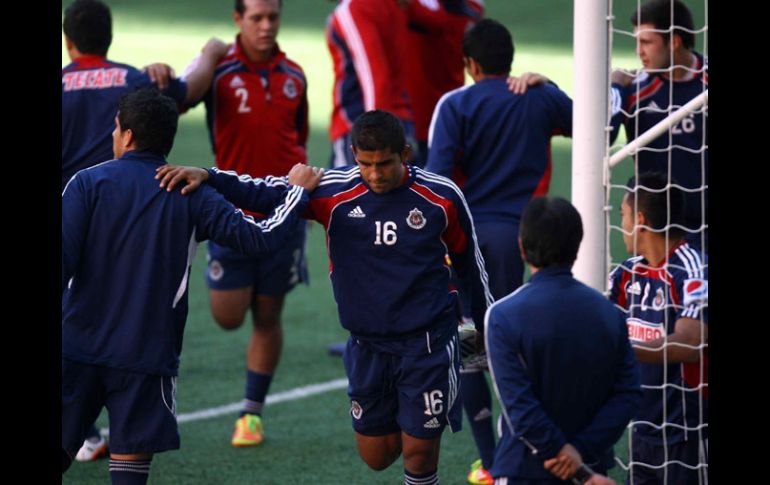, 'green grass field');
62,1,706,483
